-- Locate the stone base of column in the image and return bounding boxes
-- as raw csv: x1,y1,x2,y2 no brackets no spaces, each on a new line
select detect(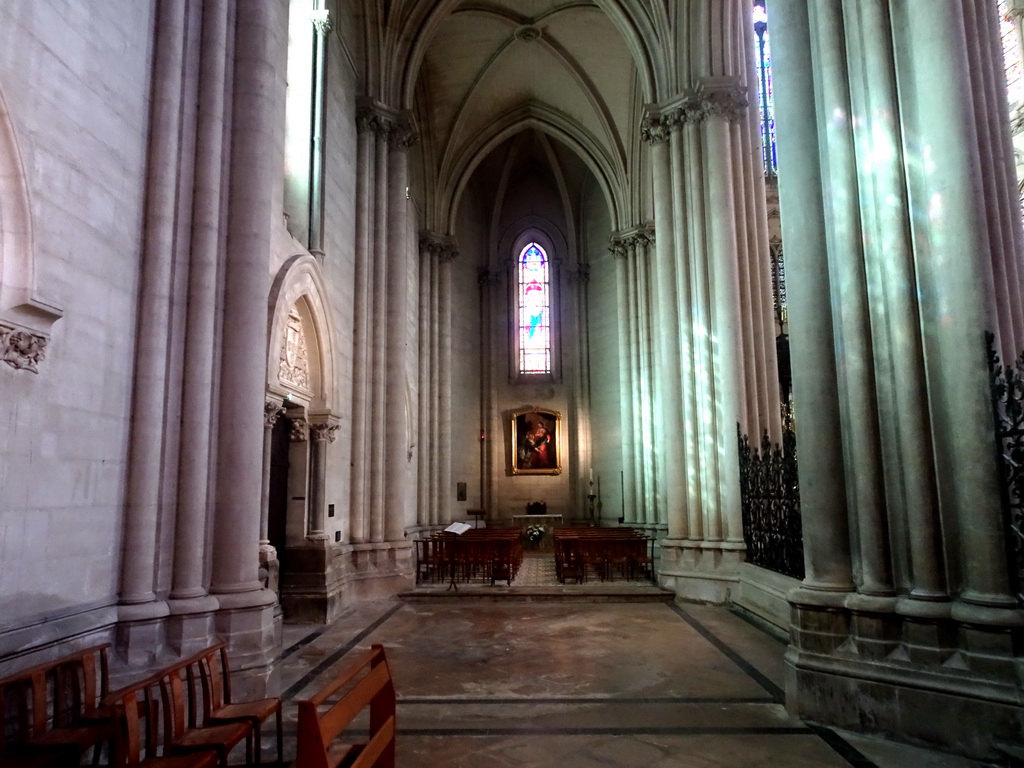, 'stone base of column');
116,600,171,667
165,595,219,657
213,590,282,700
279,541,414,624
656,539,745,603
786,598,1024,761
